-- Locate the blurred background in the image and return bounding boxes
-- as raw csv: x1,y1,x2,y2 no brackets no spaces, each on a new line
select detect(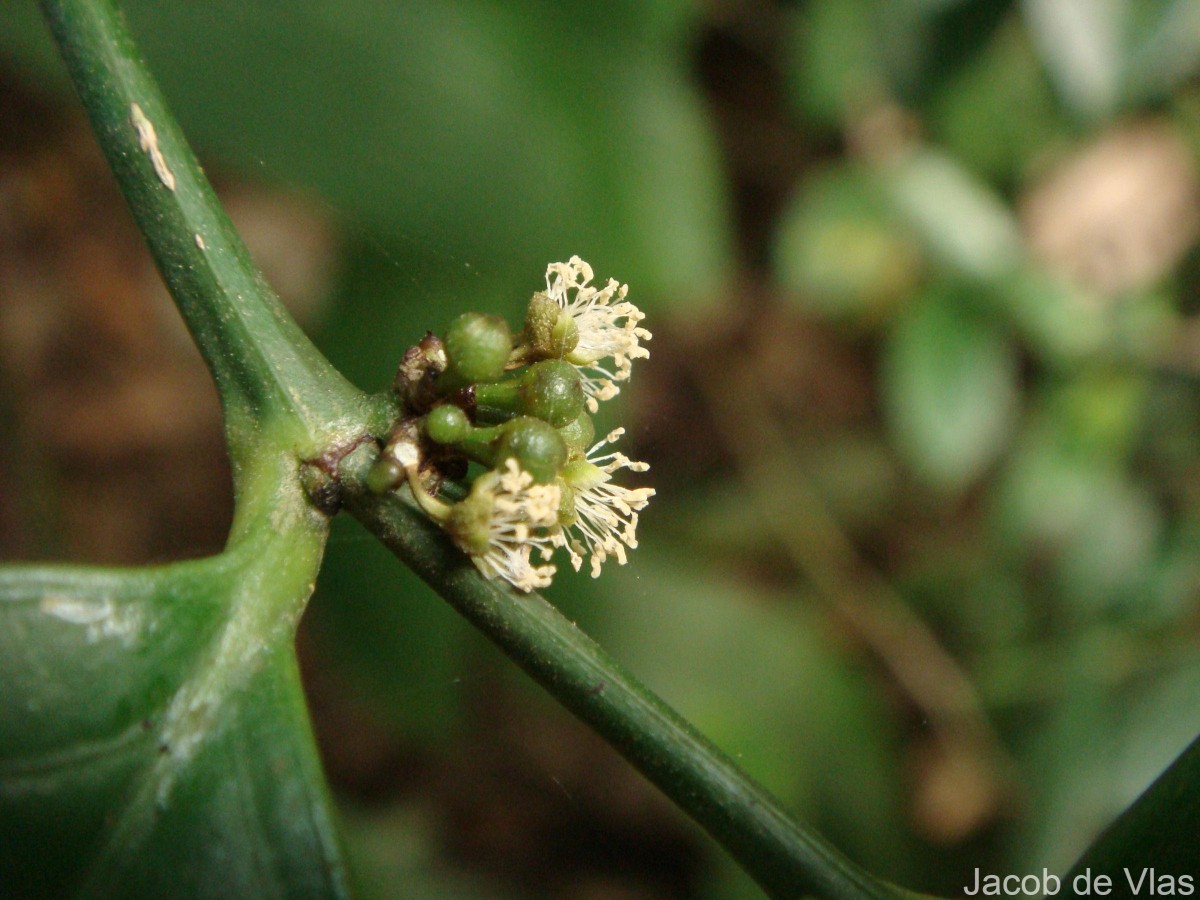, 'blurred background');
2,0,1200,896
